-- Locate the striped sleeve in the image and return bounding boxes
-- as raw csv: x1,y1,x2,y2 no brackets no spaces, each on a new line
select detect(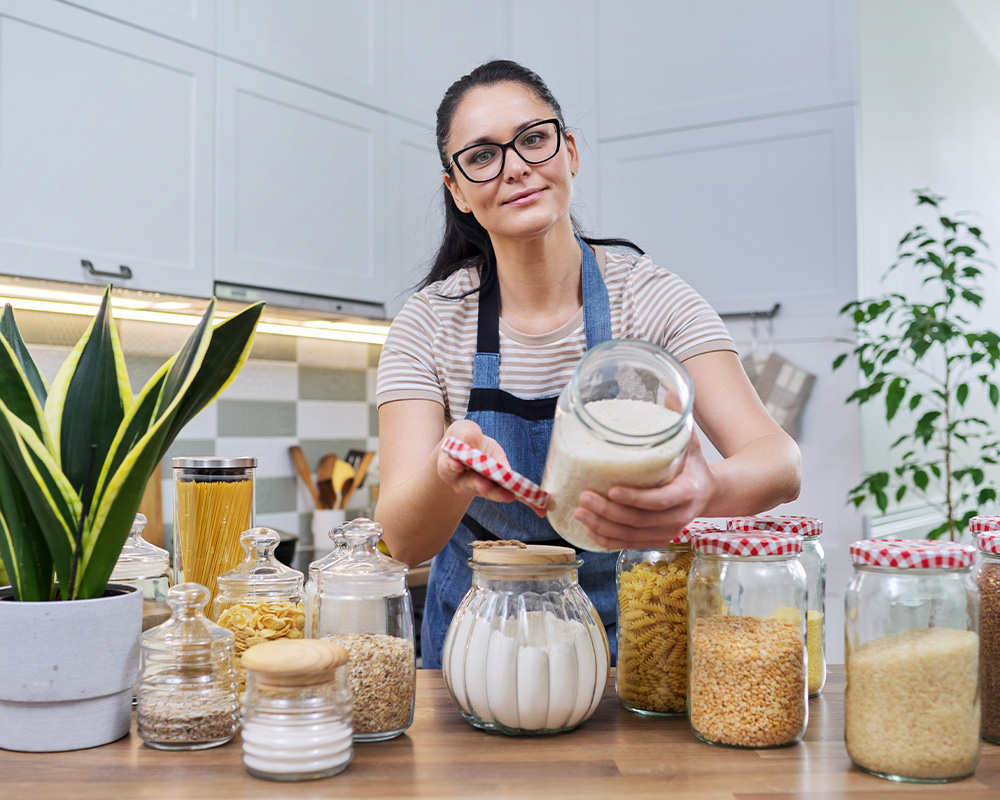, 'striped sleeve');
376,292,445,408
